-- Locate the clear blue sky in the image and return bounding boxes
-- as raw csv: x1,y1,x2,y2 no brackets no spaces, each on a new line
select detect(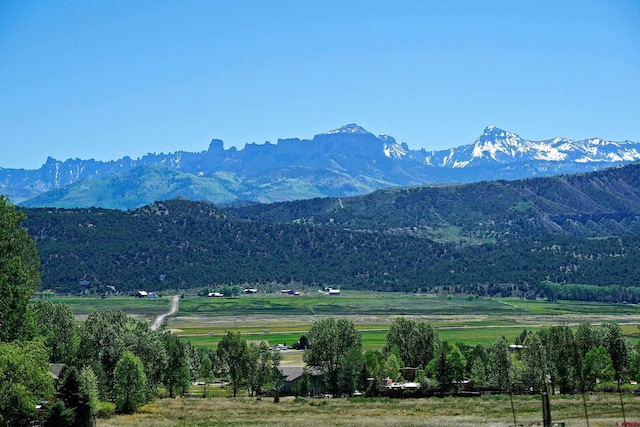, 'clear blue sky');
1,0,639,169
